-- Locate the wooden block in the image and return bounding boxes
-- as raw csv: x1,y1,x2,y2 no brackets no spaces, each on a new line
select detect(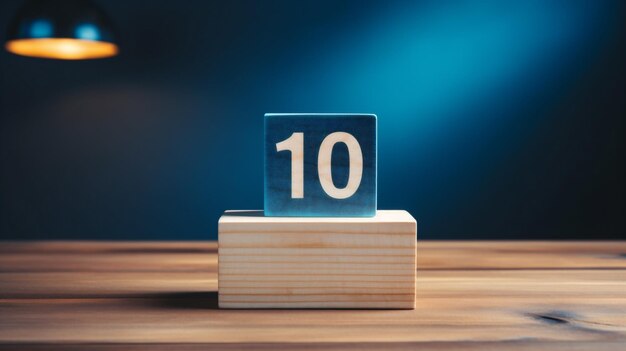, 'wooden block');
218,210,416,309
264,113,377,217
